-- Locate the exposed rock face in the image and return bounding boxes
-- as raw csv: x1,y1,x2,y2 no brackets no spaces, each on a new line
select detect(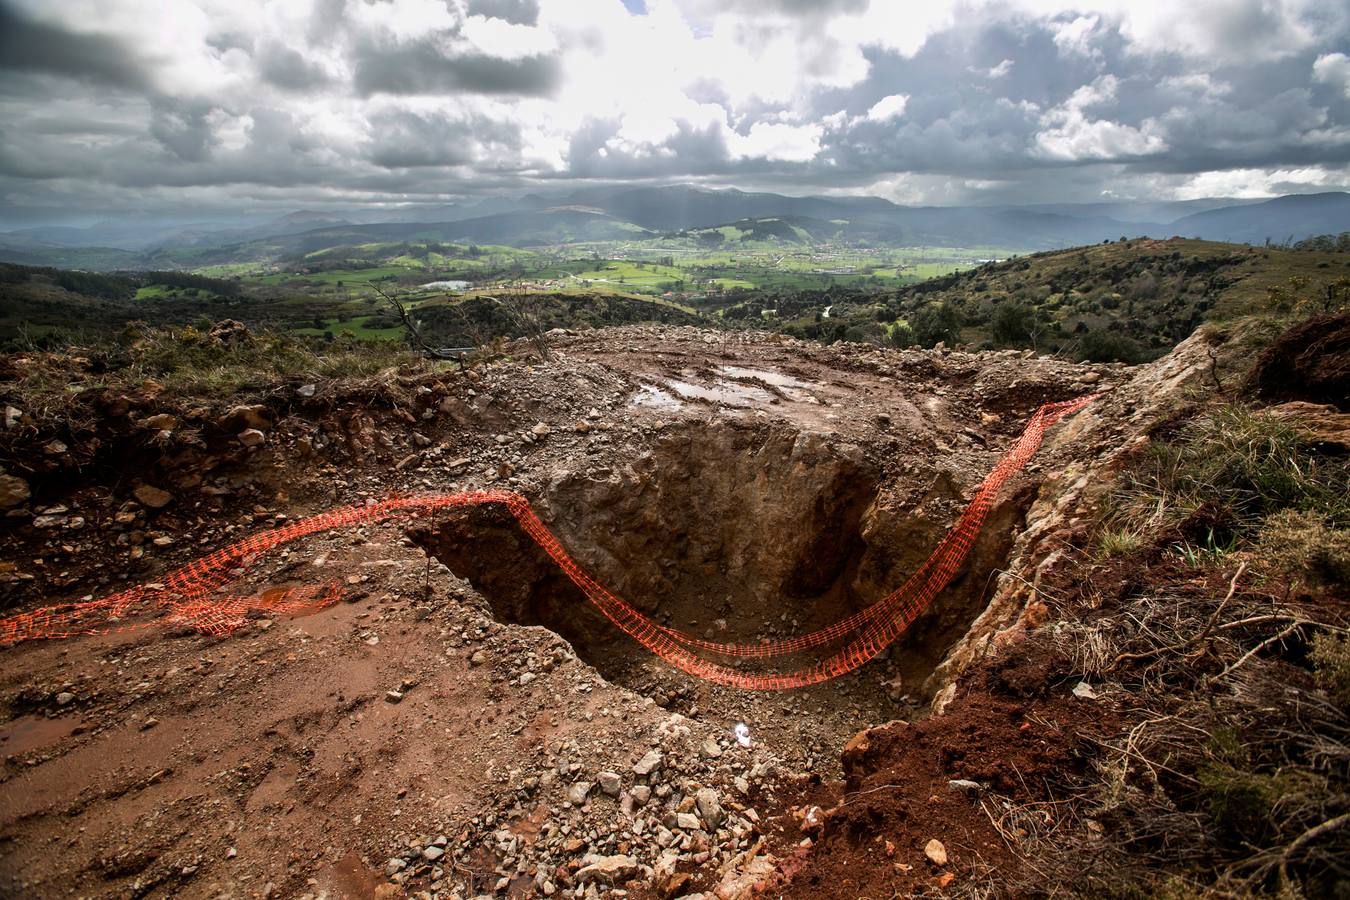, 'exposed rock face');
922,324,1244,708
207,319,252,345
